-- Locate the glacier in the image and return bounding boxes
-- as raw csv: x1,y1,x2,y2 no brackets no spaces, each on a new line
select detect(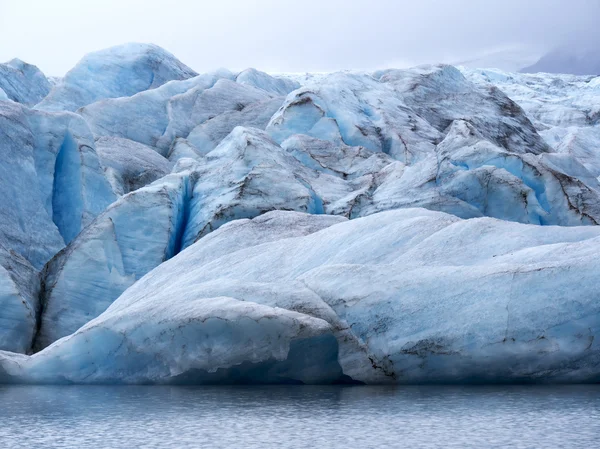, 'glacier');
0,43,599,383
95,136,171,196
1,209,599,384
36,43,198,112
0,58,51,106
